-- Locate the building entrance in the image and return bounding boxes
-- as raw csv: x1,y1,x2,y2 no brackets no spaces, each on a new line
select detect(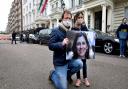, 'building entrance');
95,11,102,31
